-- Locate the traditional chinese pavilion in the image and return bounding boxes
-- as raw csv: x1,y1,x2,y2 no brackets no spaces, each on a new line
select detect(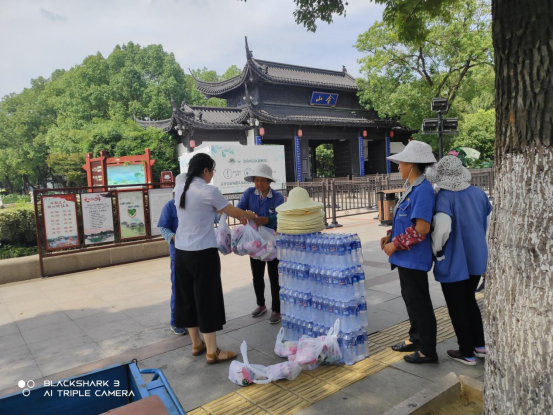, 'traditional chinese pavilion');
137,38,413,181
